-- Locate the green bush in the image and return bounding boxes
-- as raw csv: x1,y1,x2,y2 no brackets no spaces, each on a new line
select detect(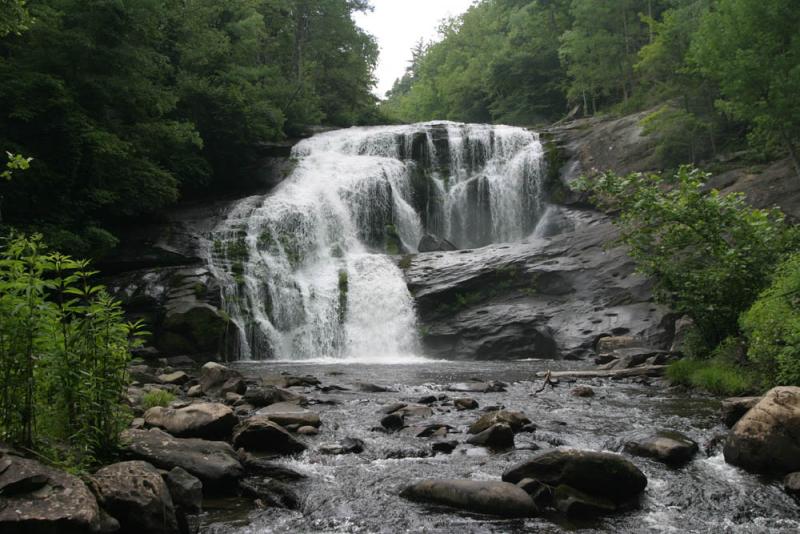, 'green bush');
741,252,800,386
142,390,176,410
0,235,144,467
573,166,796,346
667,358,756,396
